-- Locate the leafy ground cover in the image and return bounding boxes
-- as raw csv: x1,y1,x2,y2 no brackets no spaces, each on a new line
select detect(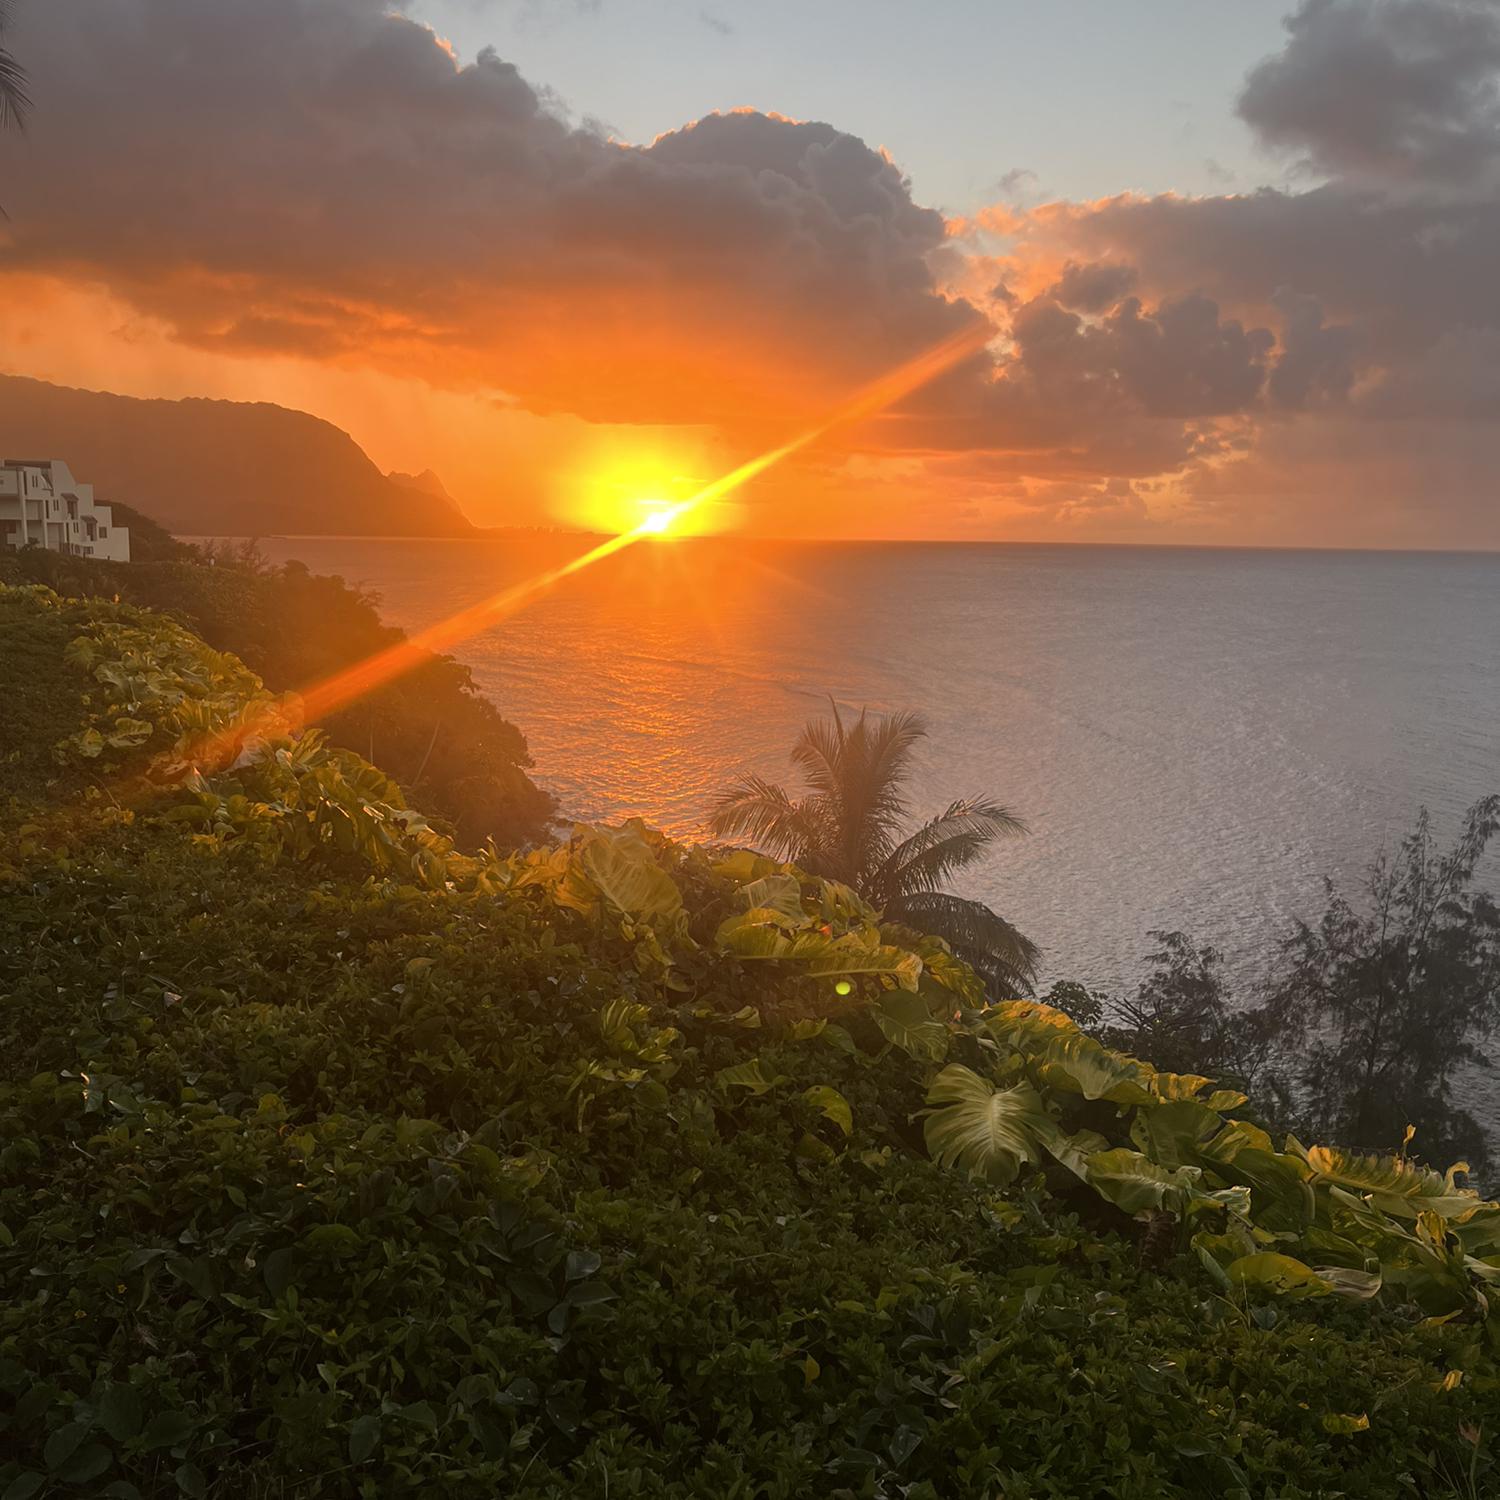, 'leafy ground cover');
0,545,556,848
1,581,1497,1498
